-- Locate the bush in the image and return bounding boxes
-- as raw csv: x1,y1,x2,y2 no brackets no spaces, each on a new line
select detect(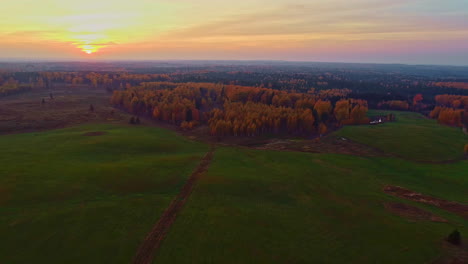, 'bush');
447,229,461,245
